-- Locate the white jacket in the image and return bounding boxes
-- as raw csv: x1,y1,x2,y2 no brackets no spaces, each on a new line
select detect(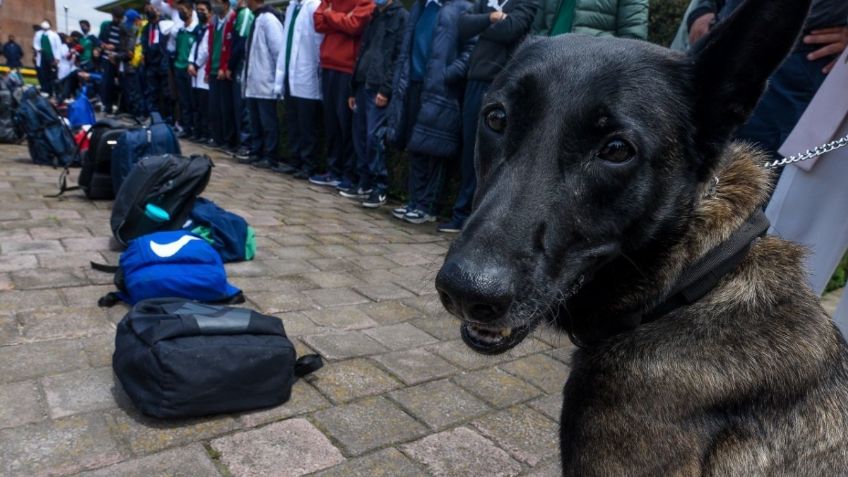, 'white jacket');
152,0,198,52
244,9,285,99
191,26,211,90
274,0,323,100
33,30,62,65
57,44,77,81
